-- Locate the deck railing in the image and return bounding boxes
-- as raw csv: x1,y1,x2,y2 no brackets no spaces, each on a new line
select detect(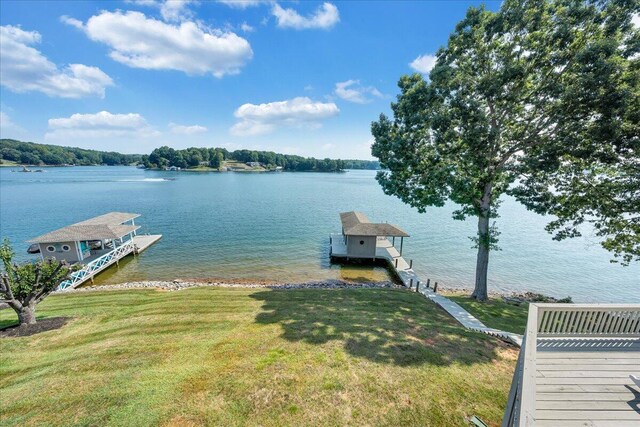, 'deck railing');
501,303,640,427
57,241,134,291
536,304,640,337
